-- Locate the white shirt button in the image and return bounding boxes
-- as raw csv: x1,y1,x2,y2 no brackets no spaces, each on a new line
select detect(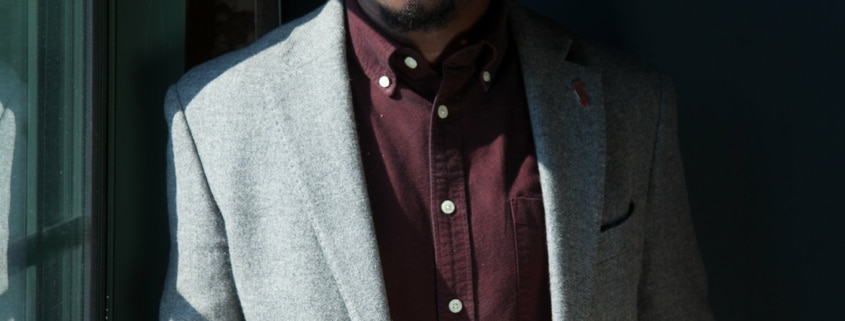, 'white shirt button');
482,71,492,82
437,105,449,119
378,76,391,88
448,299,463,313
440,200,456,215
404,56,418,69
